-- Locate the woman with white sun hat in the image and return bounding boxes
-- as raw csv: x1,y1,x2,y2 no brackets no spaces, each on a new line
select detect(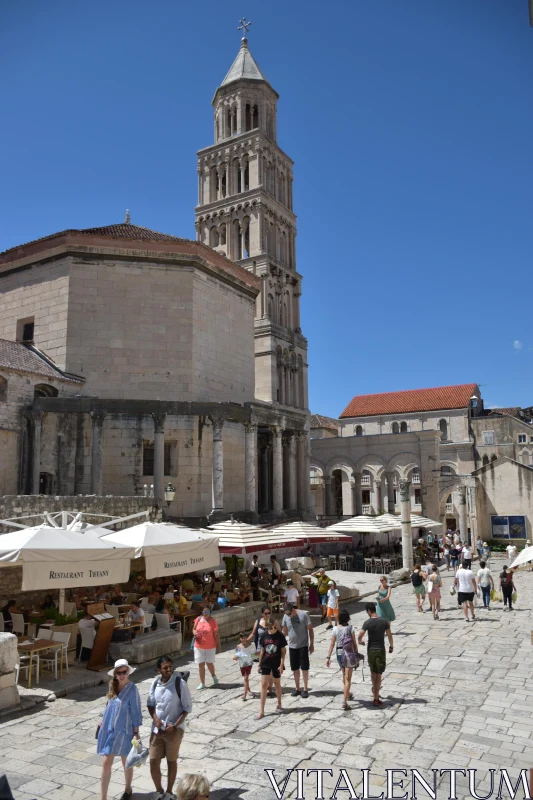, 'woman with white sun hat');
97,659,143,800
